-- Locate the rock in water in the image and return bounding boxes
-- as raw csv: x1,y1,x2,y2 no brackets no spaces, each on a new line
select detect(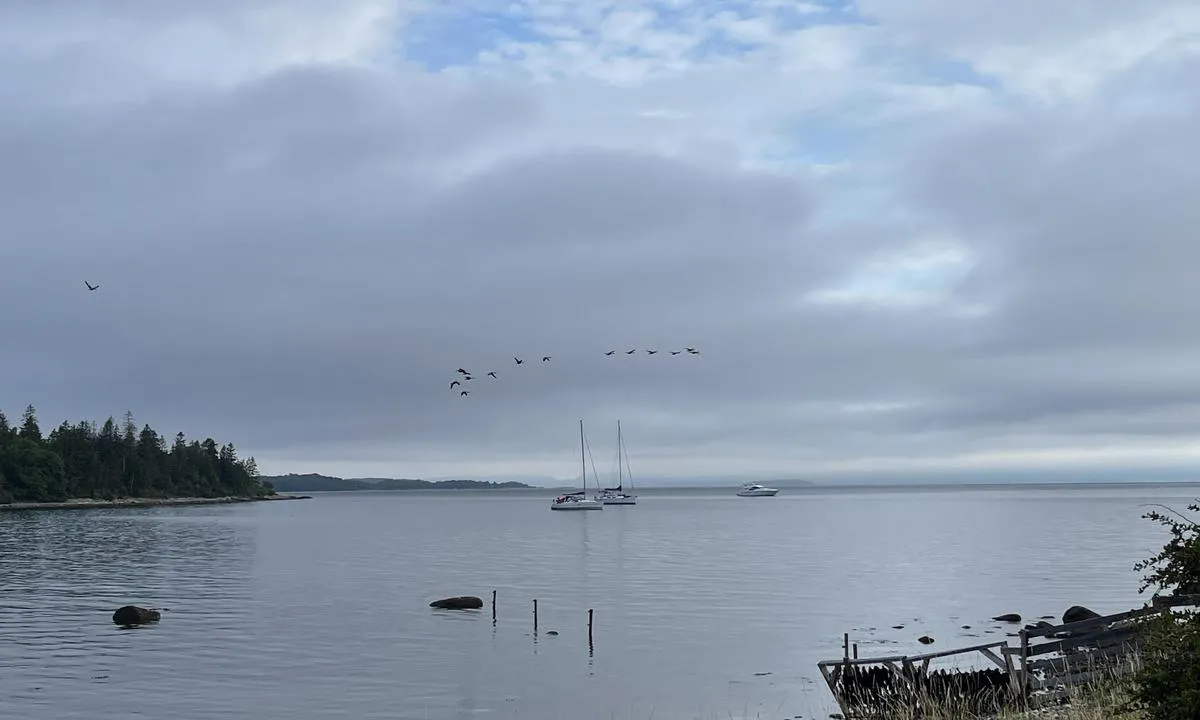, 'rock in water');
918,635,935,645
112,605,161,626
1062,606,1101,624
992,613,1022,623
429,596,484,610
